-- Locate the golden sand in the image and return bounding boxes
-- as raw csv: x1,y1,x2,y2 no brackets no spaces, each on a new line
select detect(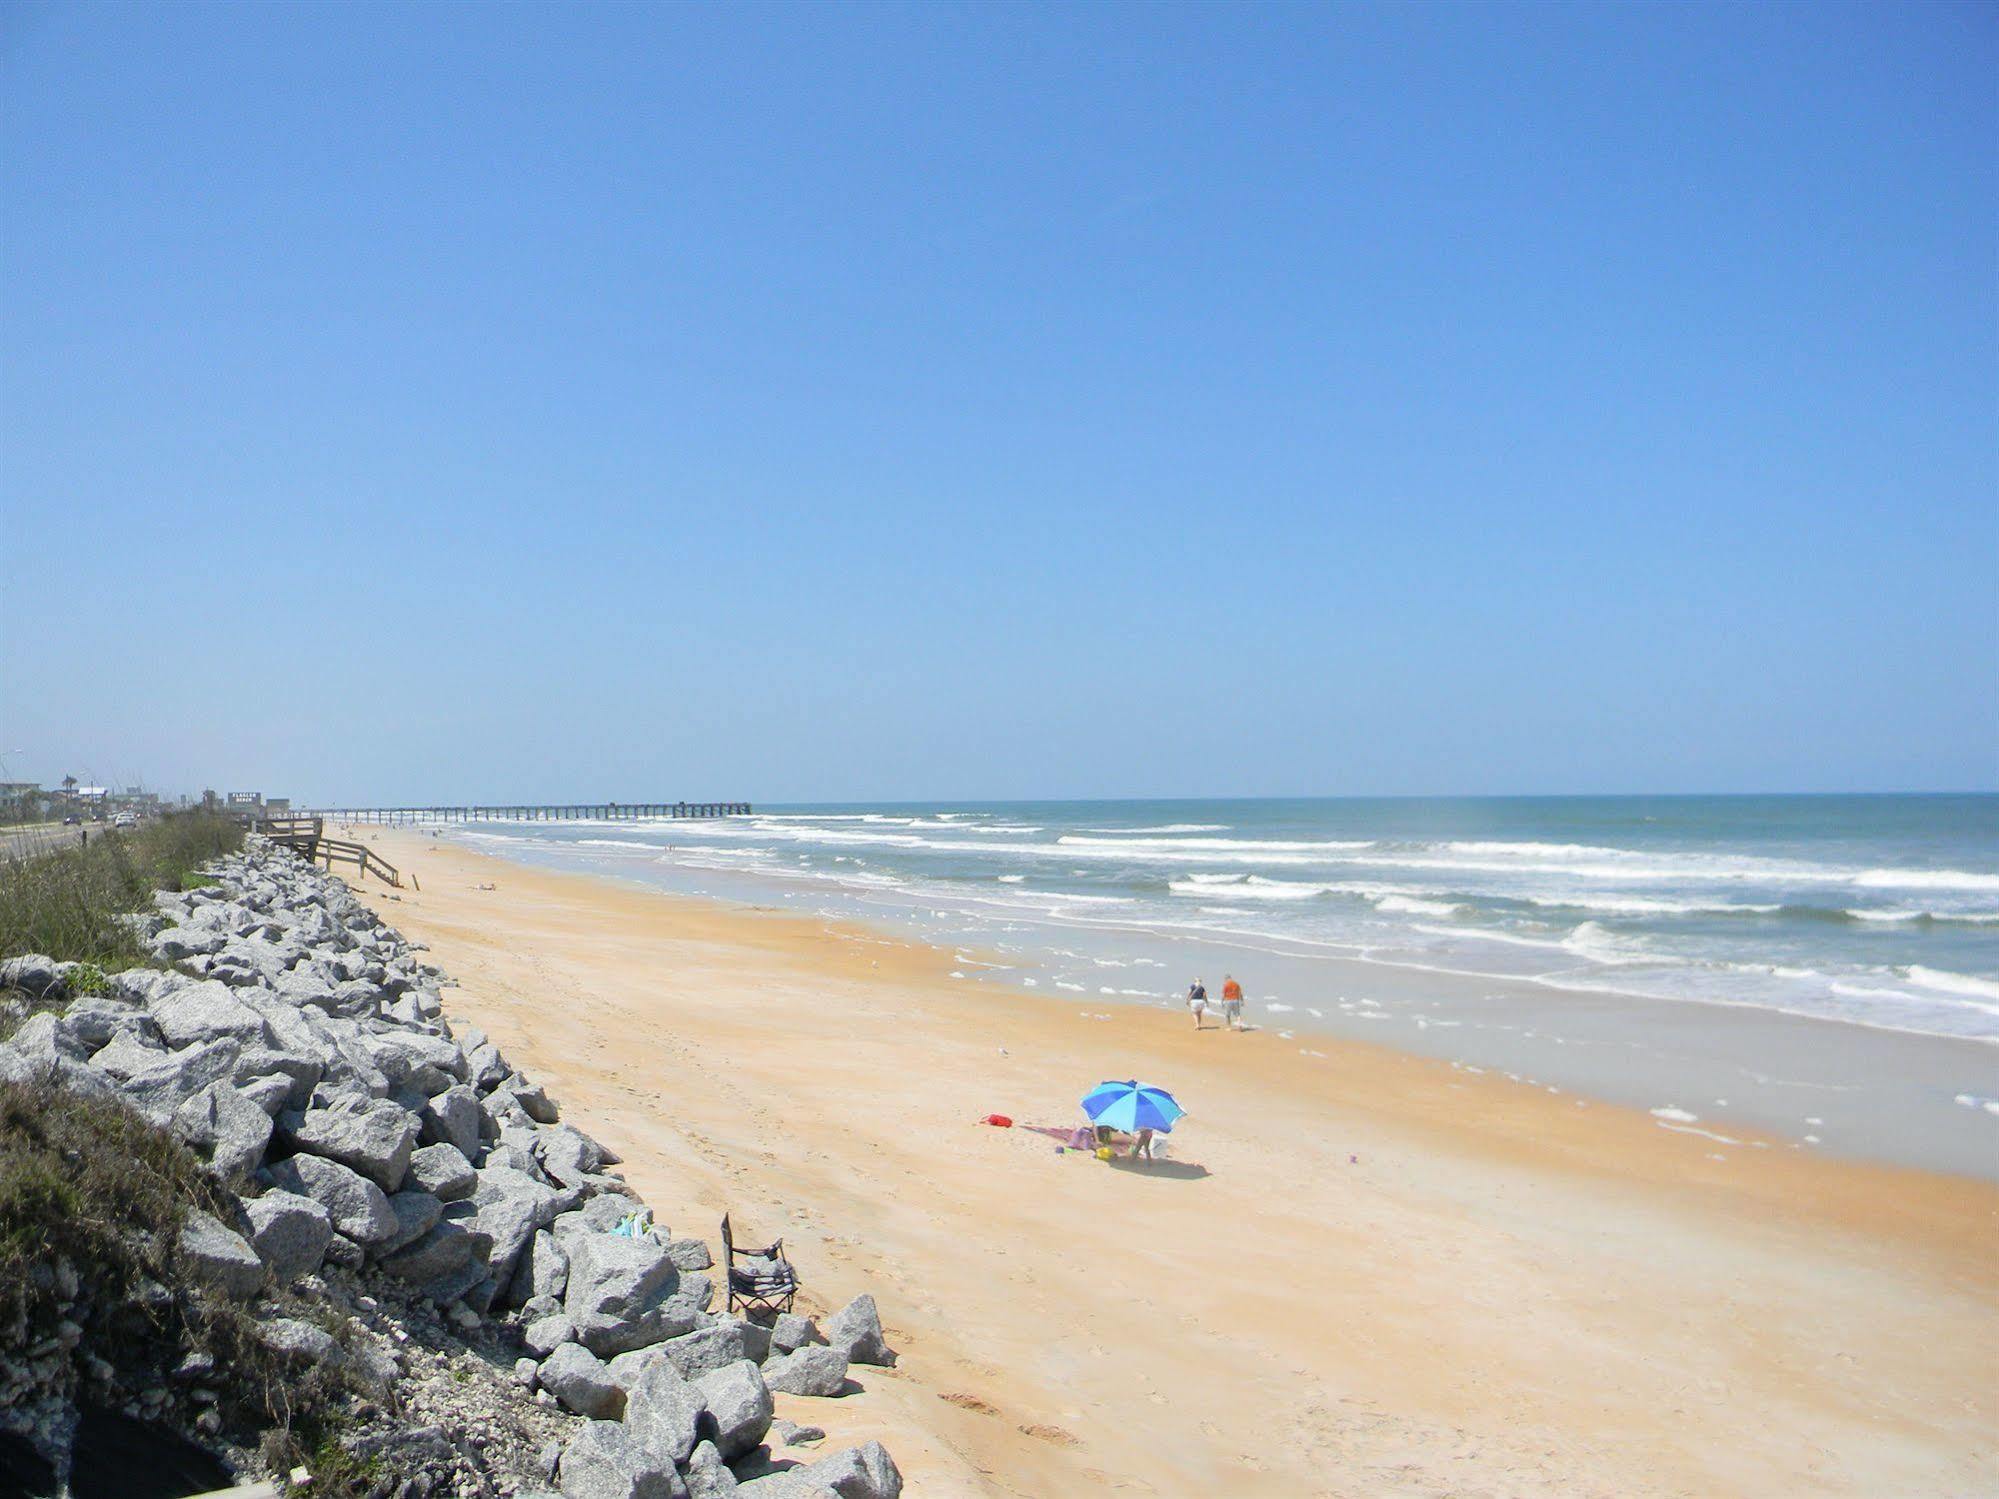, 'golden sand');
349,828,1997,1497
